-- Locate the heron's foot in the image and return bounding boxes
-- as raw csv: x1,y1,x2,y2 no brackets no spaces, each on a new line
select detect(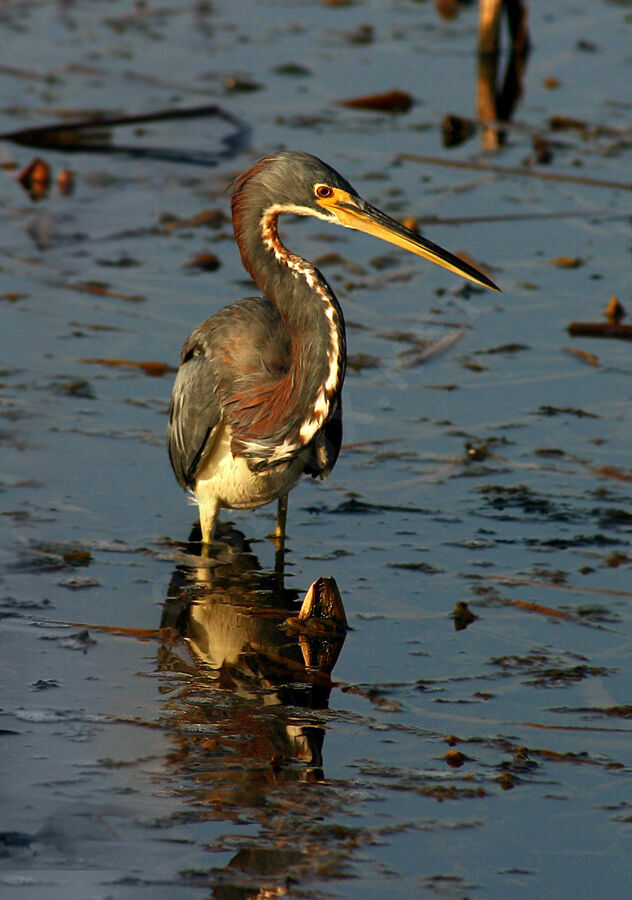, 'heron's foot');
199,539,212,559
197,519,215,556
197,494,219,549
